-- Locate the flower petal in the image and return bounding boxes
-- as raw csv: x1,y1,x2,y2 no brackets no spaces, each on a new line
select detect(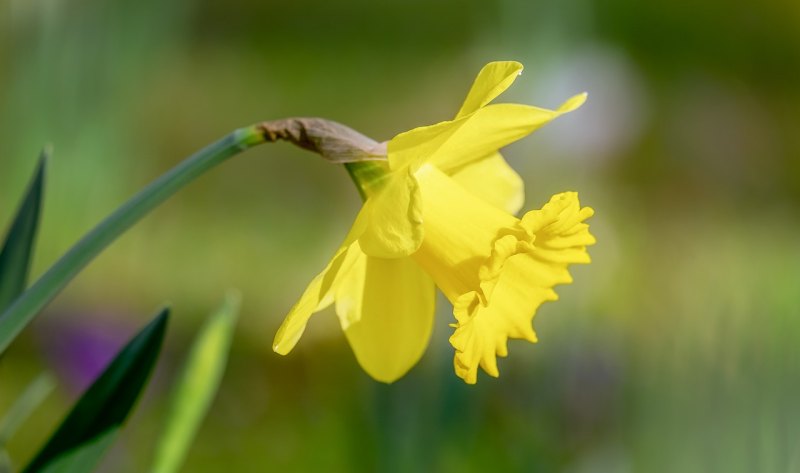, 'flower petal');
456,61,524,119
450,253,554,384
273,216,368,355
389,93,587,172
449,152,524,215
431,95,587,173
411,164,519,302
388,119,460,170
358,168,424,258
335,250,436,383
449,192,595,384
520,192,596,261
